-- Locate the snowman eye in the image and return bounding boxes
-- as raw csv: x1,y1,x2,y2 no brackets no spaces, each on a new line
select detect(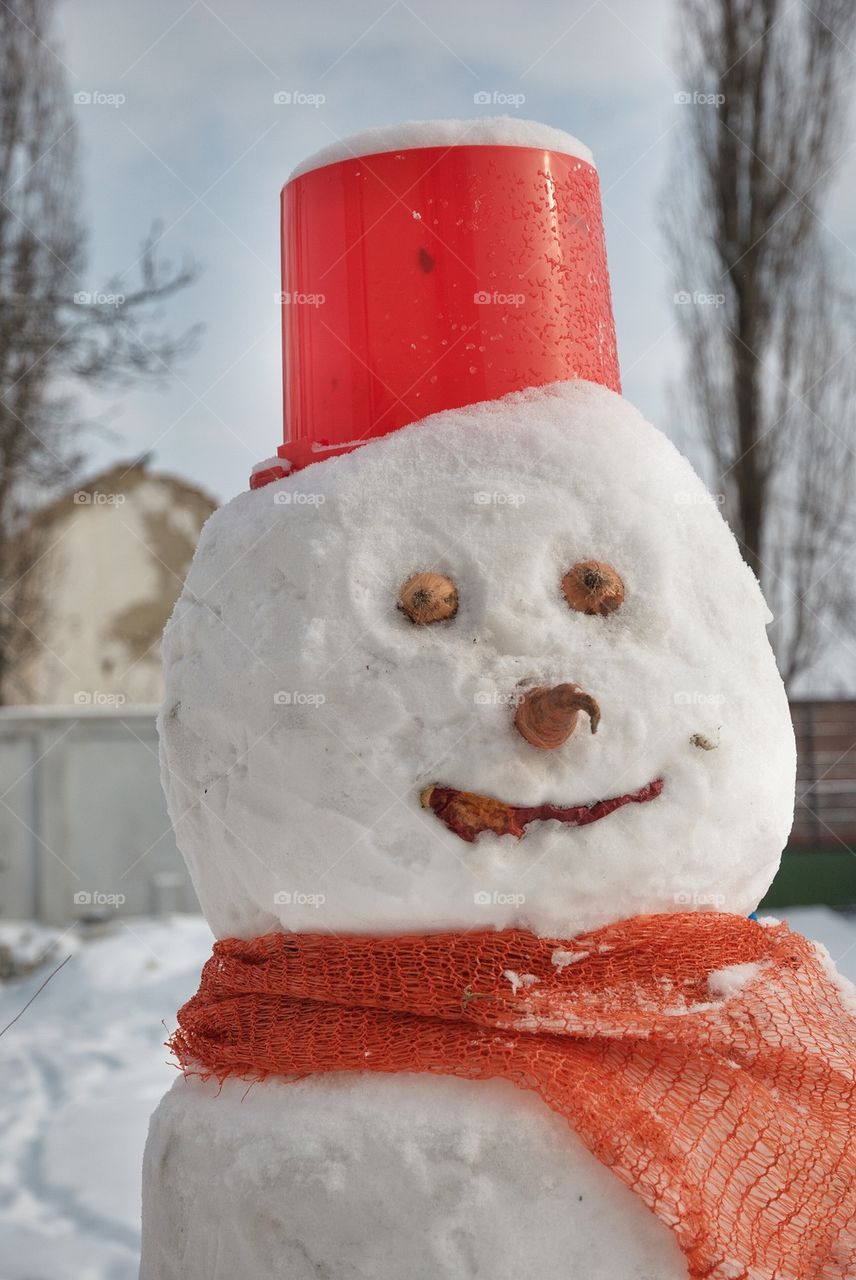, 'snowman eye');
398,572,459,625
562,561,624,616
